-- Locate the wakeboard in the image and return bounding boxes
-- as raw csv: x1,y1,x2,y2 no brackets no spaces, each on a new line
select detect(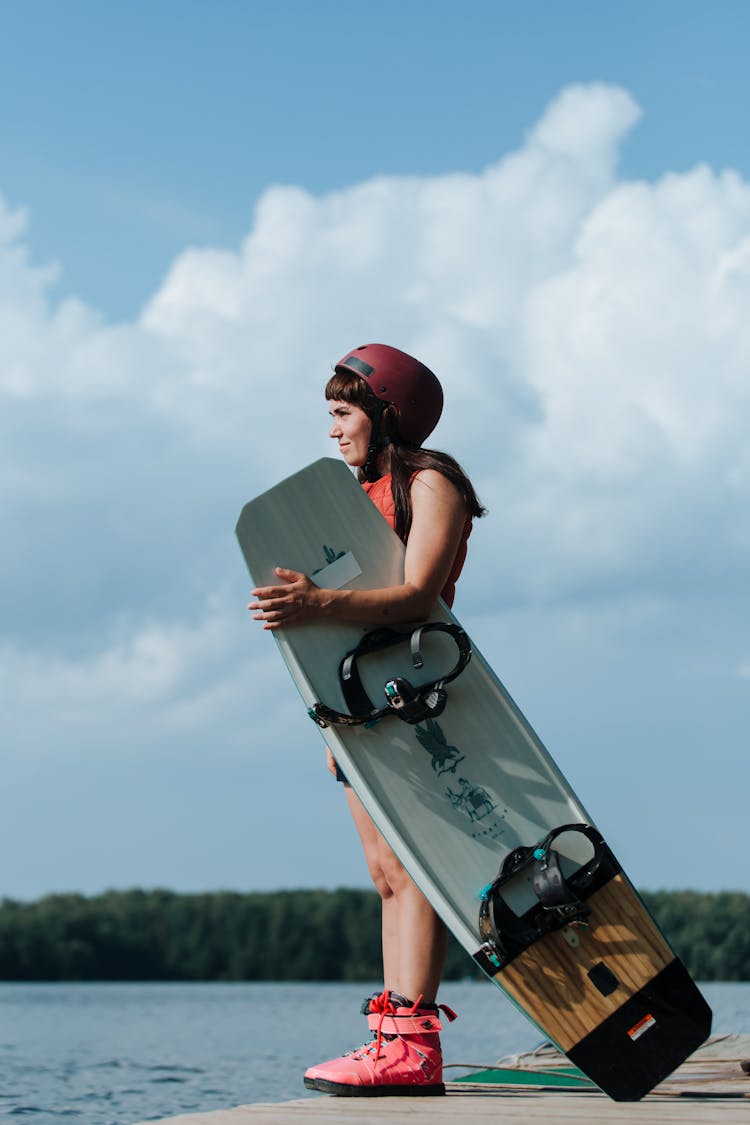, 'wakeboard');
236,457,711,1101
